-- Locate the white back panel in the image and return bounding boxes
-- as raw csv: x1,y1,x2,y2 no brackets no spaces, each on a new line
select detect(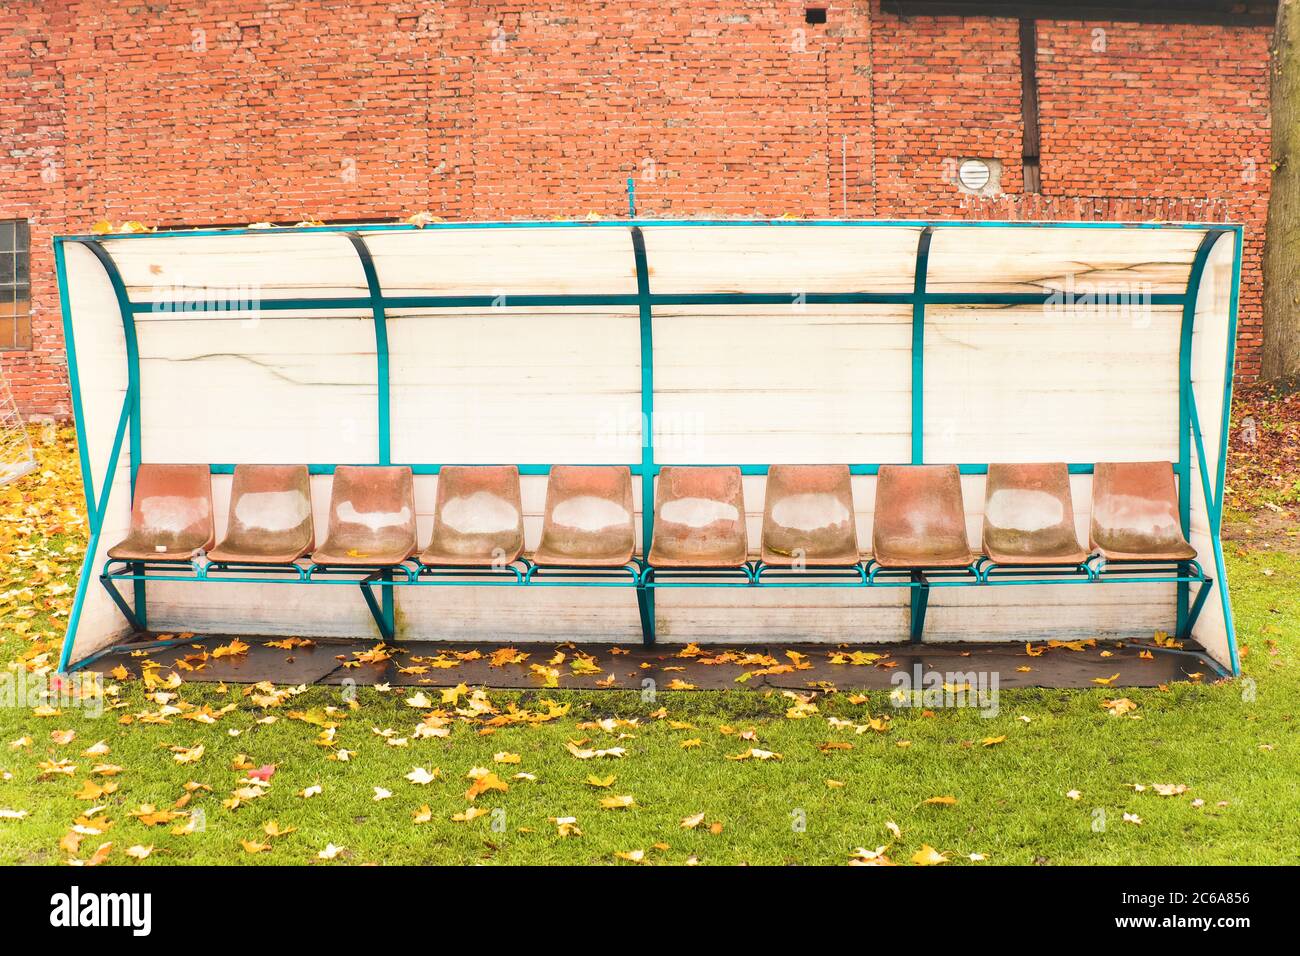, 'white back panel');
134,312,379,464
387,307,641,464
102,232,367,303
1189,232,1237,667
926,226,1202,295
655,304,912,463
642,225,921,294
364,226,636,297
924,303,1181,463
62,242,134,662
